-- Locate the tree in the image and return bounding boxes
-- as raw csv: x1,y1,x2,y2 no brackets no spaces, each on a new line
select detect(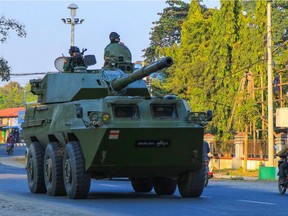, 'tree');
146,0,288,142
0,82,24,109
142,0,190,64
0,15,27,81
